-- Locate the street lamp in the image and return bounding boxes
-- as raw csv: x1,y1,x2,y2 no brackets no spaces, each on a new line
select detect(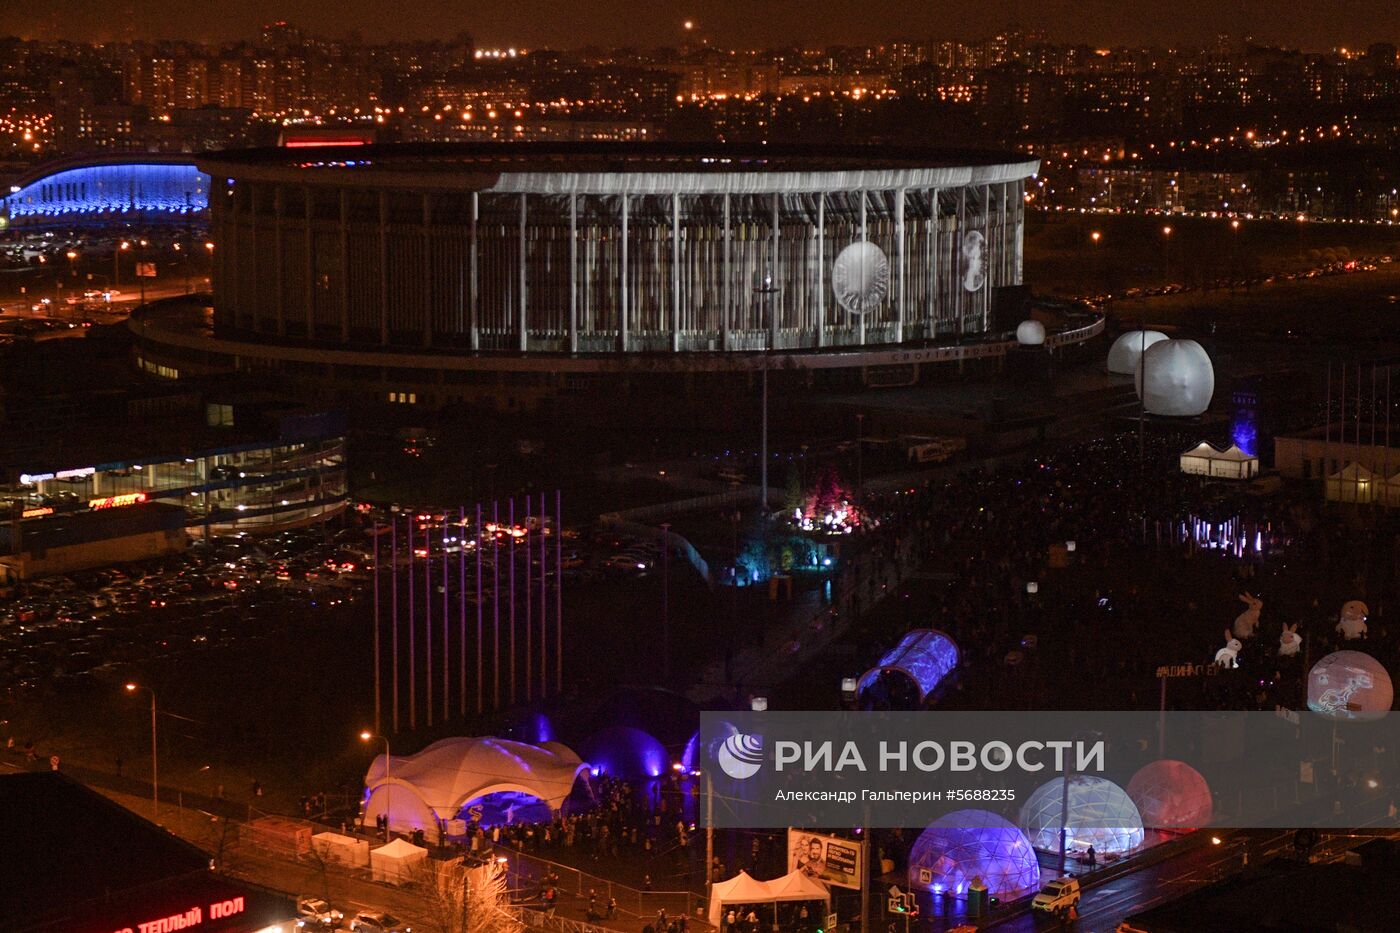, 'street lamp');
360,730,391,840
125,683,158,820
